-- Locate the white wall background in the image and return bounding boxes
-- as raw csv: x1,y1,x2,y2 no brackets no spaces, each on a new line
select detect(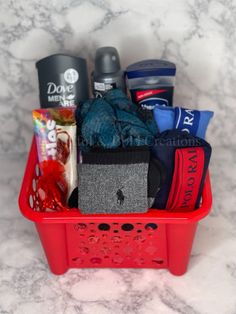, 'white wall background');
0,0,235,153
